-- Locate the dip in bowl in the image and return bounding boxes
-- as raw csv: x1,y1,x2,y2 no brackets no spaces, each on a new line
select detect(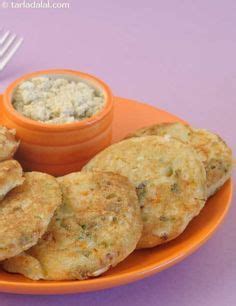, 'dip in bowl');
0,69,114,176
